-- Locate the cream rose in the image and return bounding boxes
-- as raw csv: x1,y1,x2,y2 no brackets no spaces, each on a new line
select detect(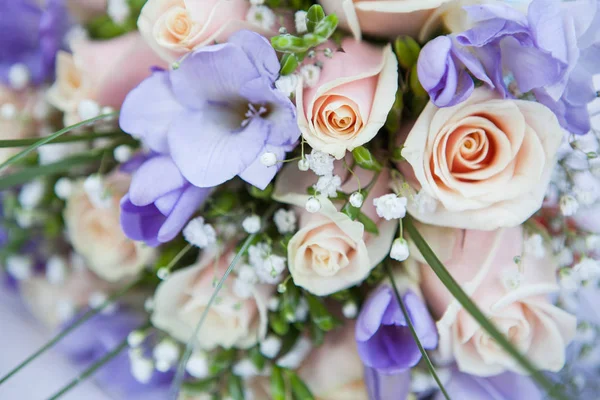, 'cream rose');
64,172,155,281
138,0,262,63
320,0,451,40
297,38,397,159
47,32,166,126
274,161,397,296
400,88,563,230
0,86,40,167
151,248,272,350
406,224,576,376
298,323,368,399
